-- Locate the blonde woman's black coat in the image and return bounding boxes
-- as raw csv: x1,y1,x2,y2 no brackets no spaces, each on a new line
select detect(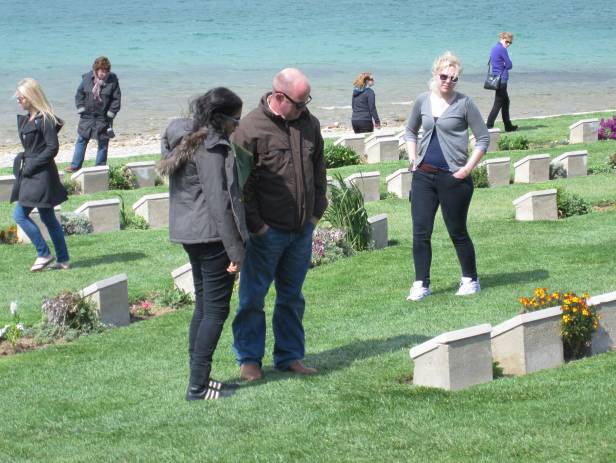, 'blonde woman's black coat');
10,114,68,208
